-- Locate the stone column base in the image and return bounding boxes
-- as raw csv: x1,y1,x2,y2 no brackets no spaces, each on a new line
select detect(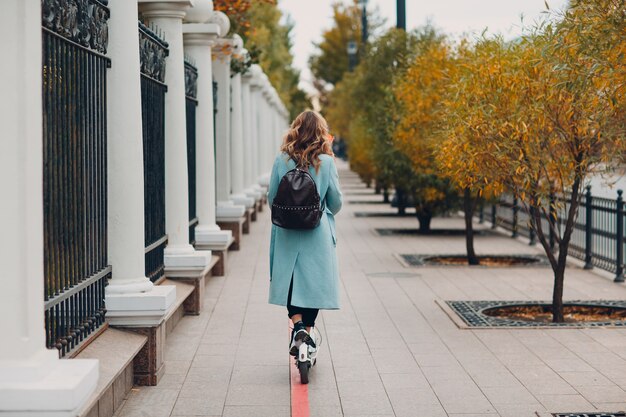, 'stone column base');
173,256,218,315
0,350,98,417
231,193,255,209
243,208,254,234
106,285,177,386
195,239,234,277
216,217,245,251
127,325,166,386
